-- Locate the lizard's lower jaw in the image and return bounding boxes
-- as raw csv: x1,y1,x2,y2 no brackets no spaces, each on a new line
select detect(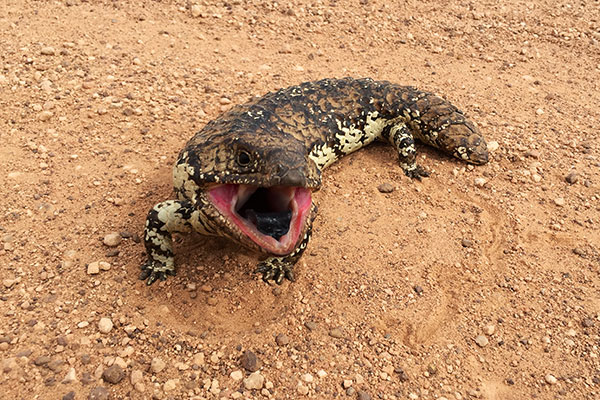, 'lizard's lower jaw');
207,184,312,255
